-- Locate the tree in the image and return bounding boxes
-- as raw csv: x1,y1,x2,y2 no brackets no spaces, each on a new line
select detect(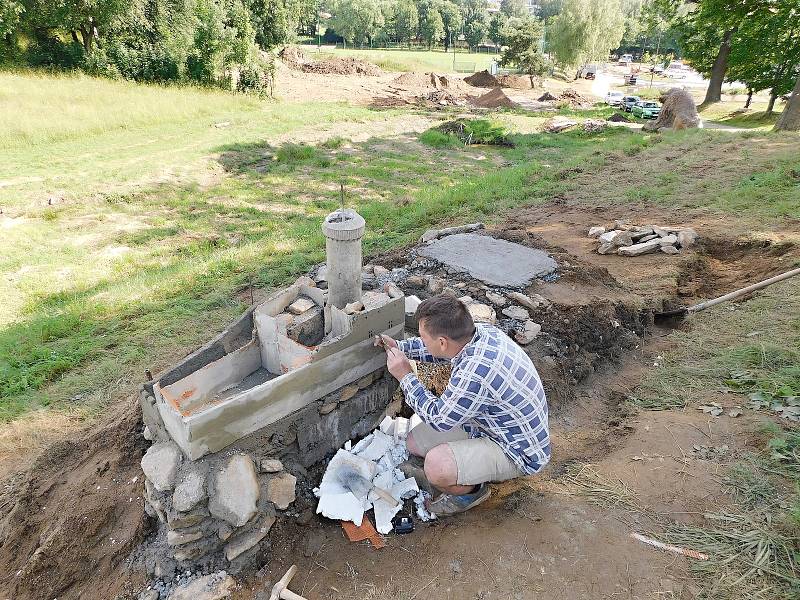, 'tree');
329,0,383,47
417,0,444,49
488,11,507,52
20,0,128,53
0,0,22,39
775,74,800,131
500,0,525,18
461,0,487,51
392,0,417,47
548,0,625,69
438,0,461,50
537,0,563,19
500,15,548,85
